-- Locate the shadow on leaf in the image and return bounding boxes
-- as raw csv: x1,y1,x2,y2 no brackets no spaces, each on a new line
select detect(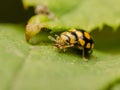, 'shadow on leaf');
91,25,120,54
